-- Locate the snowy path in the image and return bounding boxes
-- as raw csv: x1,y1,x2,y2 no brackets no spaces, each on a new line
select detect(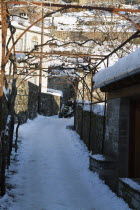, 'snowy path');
0,116,130,210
